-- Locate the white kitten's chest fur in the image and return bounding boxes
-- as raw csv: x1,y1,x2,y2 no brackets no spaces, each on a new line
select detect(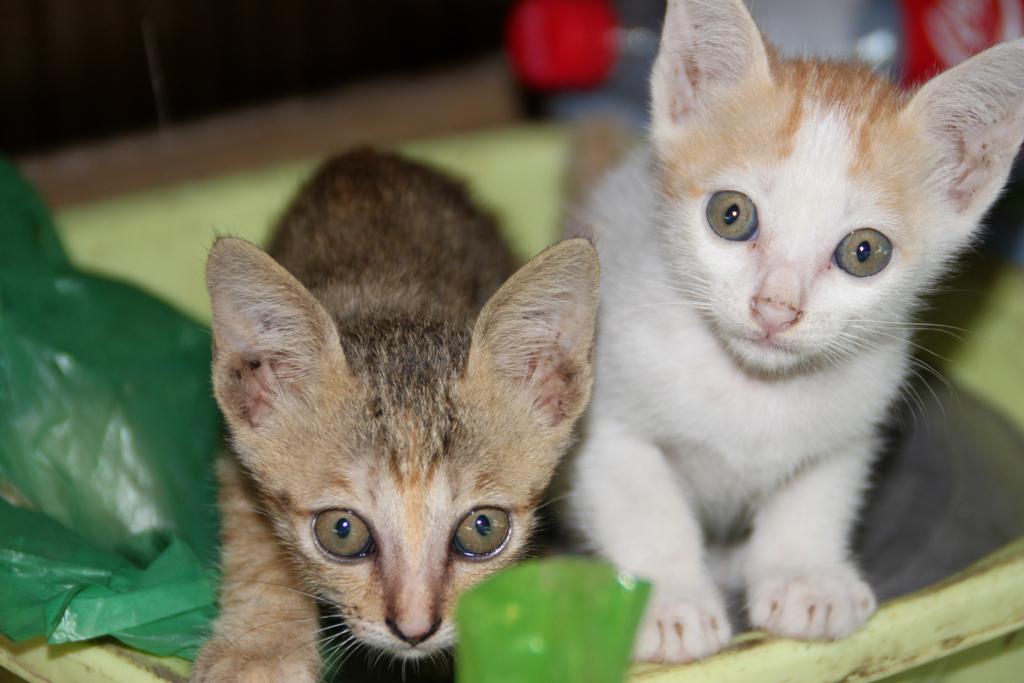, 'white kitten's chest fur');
585,150,908,531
